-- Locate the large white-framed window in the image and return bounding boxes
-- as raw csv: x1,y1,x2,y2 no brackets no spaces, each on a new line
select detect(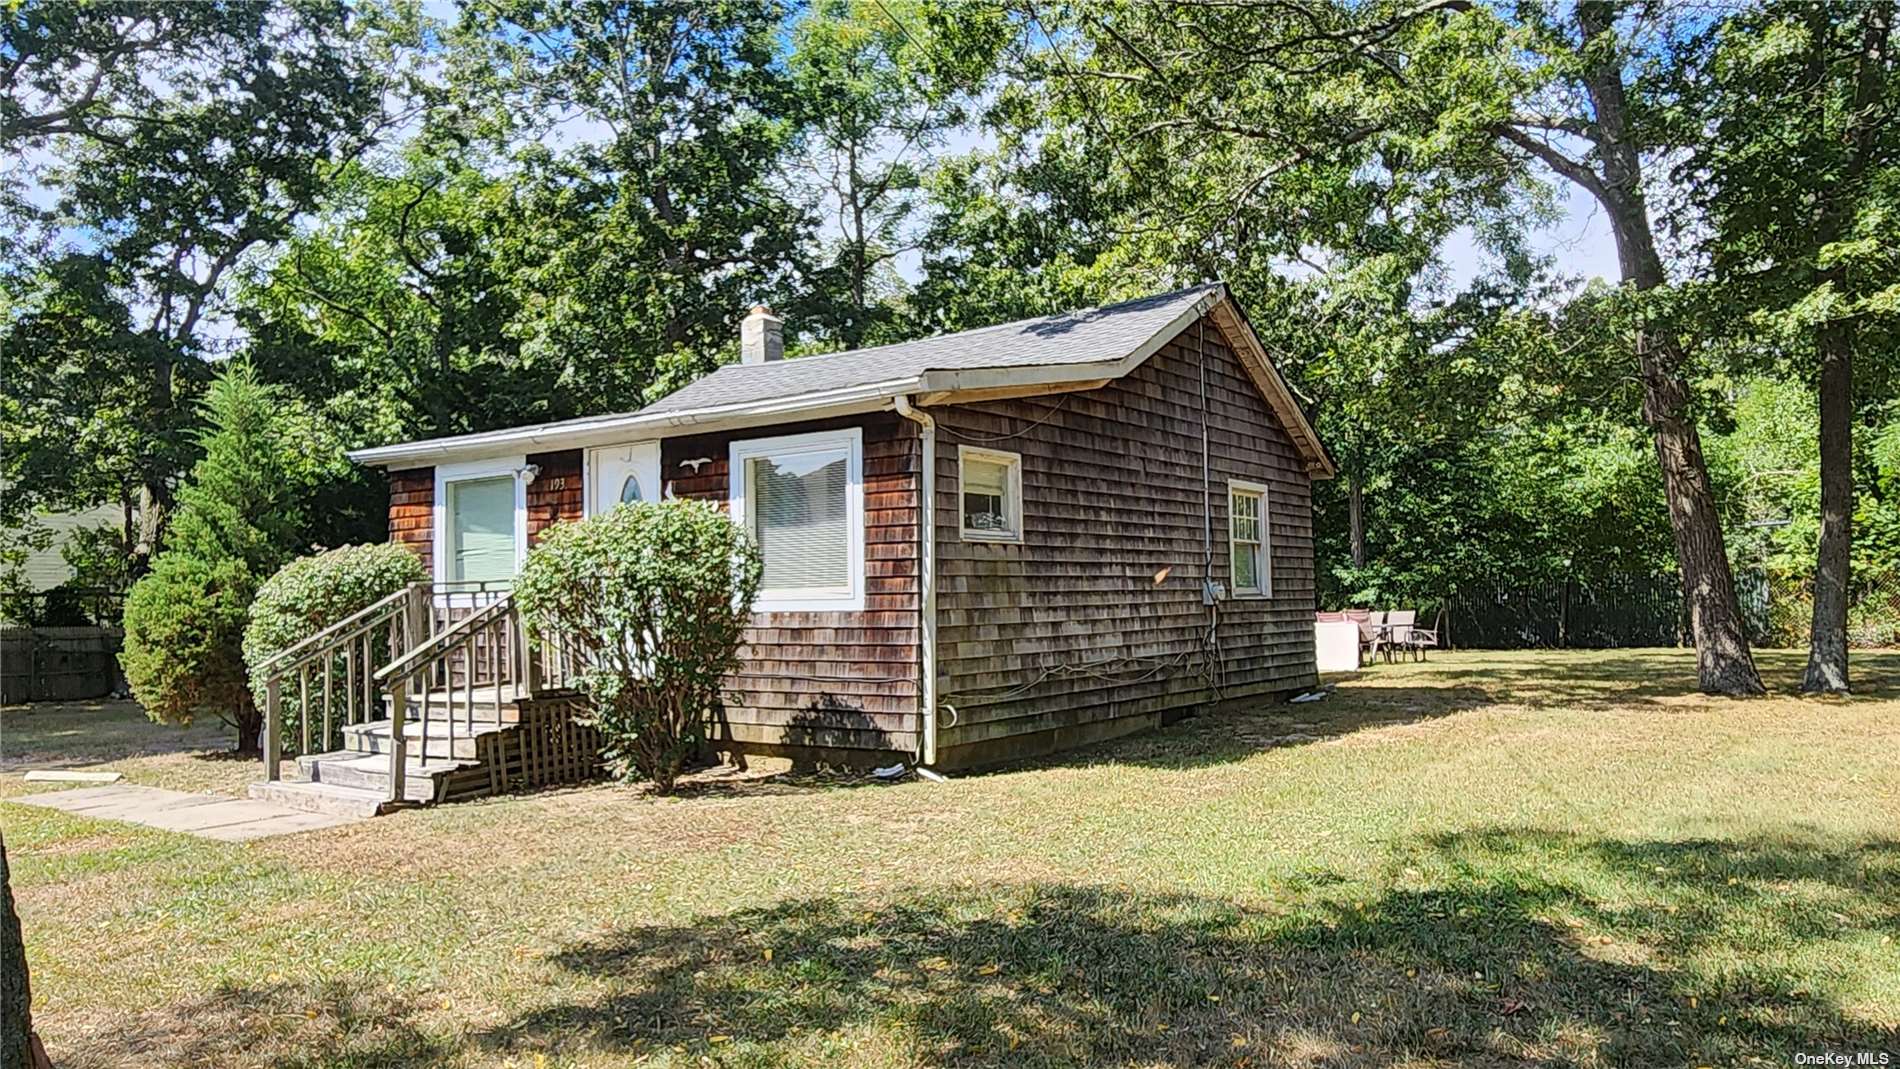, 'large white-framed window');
1228,479,1271,598
433,456,529,590
728,427,864,613
958,445,1024,543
